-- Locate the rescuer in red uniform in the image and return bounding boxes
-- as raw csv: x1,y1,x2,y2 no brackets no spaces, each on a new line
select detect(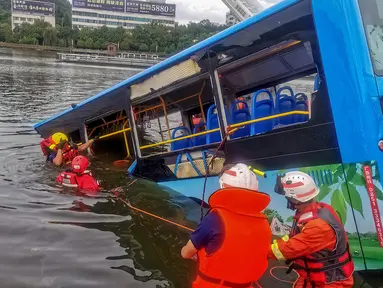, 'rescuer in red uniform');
56,155,100,193
269,172,354,288
40,132,96,166
181,163,271,288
